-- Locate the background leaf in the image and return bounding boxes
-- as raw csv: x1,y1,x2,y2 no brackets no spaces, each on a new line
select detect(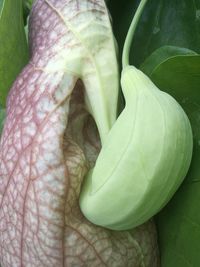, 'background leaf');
0,1,3,11
140,45,197,76
107,0,138,69
108,0,200,67
108,1,200,266
143,53,200,267
148,55,200,184
0,0,28,107
23,0,35,22
23,0,34,10
132,0,200,67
